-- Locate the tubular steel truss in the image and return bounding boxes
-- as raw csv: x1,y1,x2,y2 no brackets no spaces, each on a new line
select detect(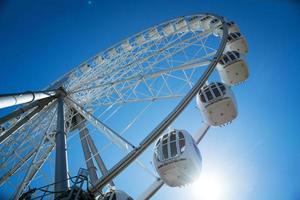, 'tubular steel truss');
0,13,229,199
